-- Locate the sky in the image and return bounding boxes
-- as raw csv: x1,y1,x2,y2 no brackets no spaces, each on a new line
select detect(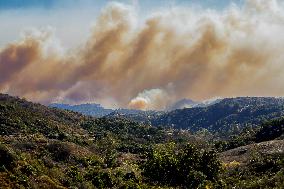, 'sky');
1,0,284,110
0,0,243,48
0,0,242,9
